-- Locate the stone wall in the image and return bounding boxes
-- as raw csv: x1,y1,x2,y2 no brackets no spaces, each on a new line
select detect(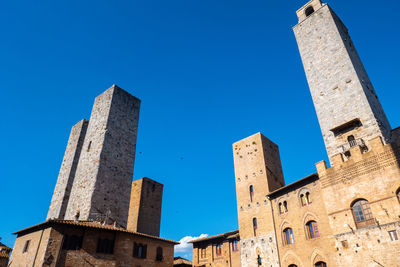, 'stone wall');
64,85,141,228
47,119,88,220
